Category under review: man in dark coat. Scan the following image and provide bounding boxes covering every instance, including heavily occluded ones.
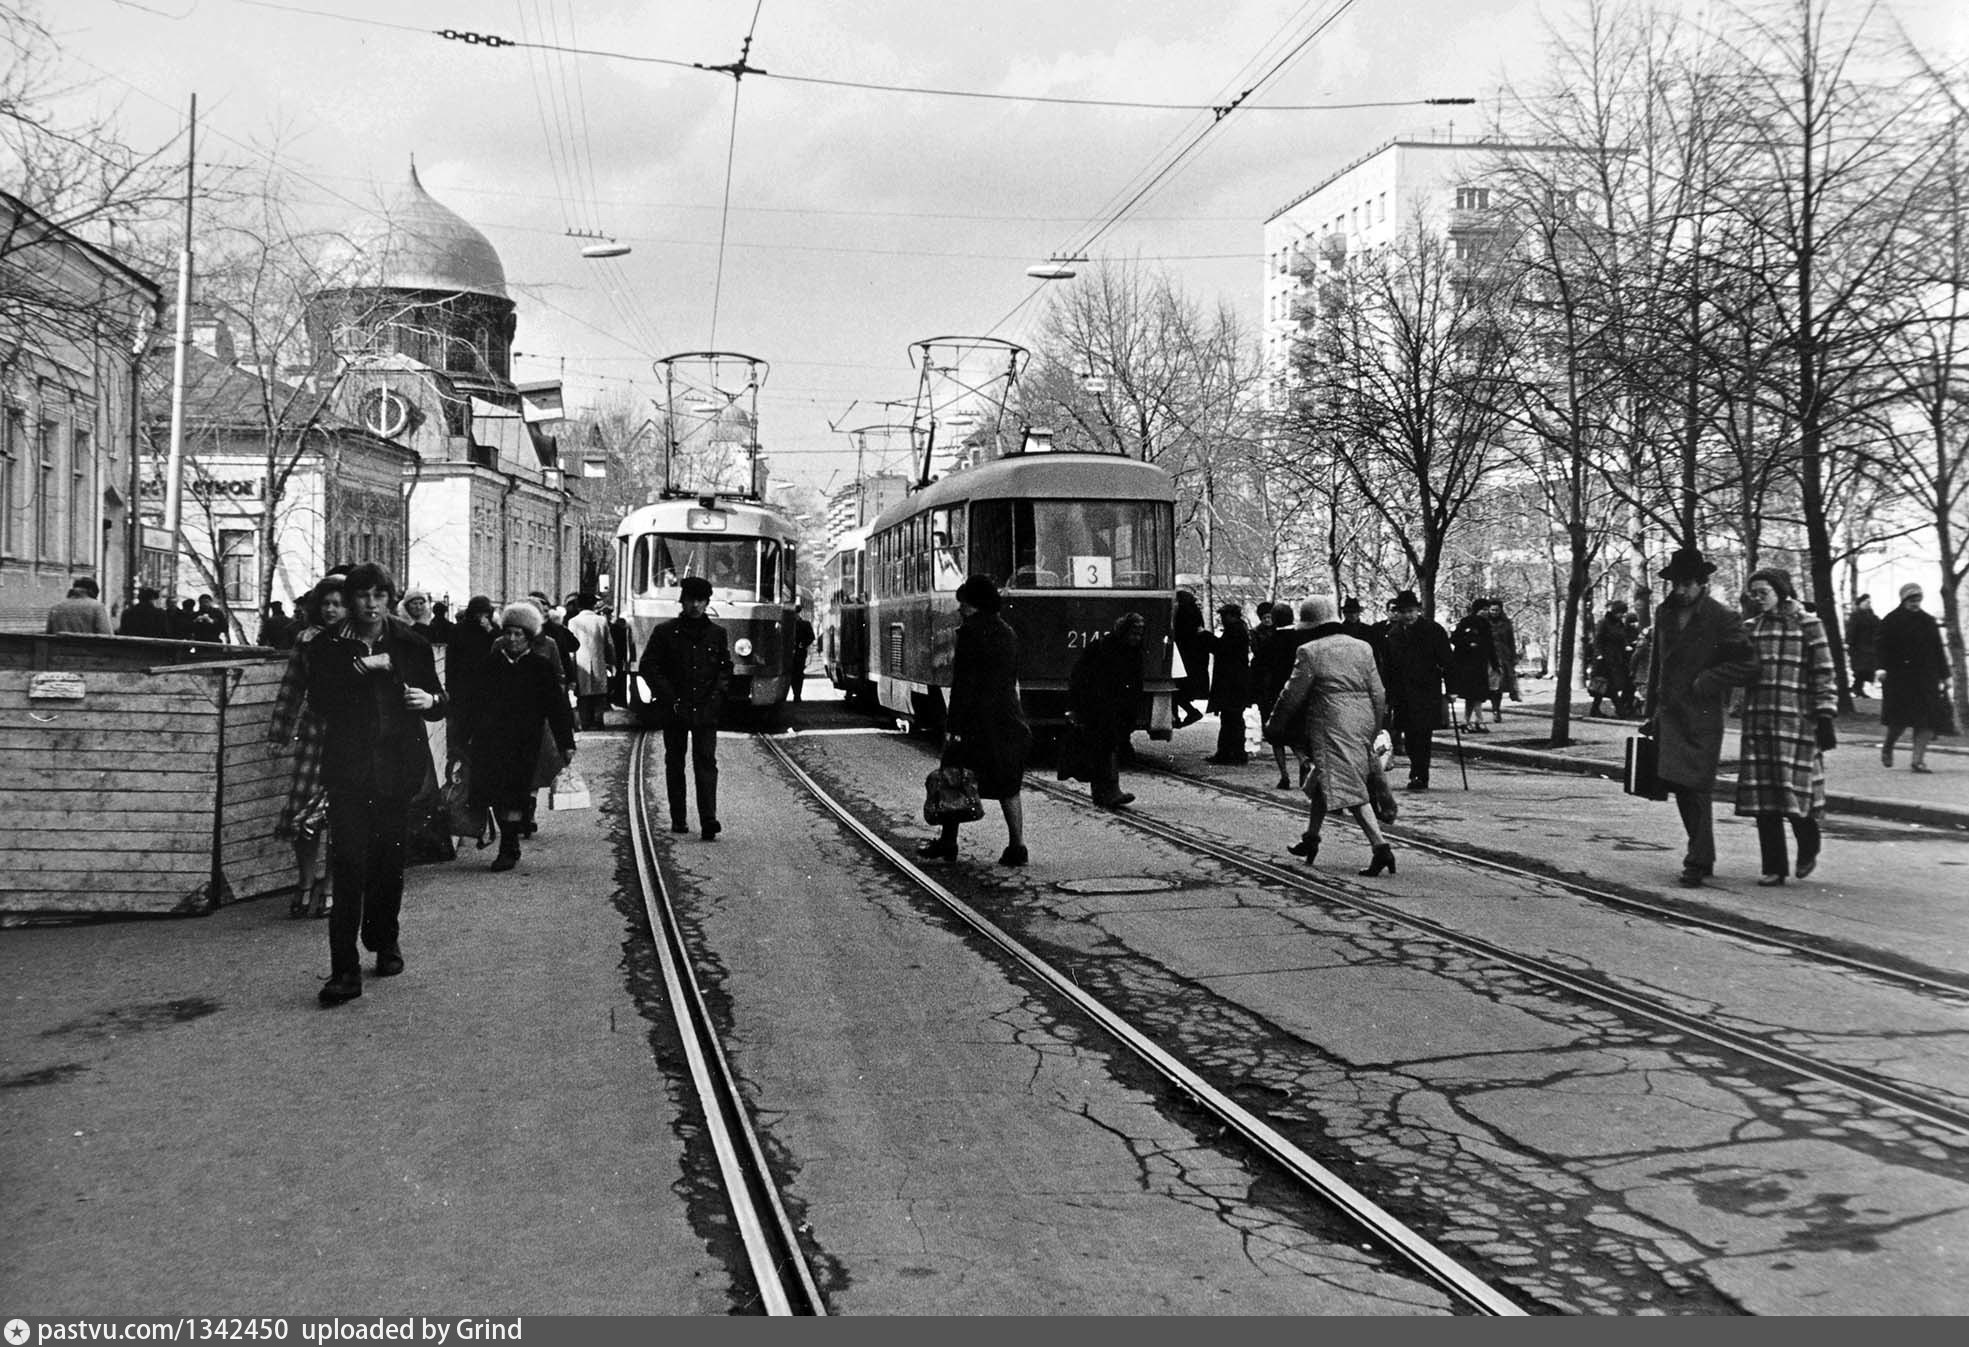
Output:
[256,601,297,650]
[1248,601,1307,789]
[640,575,731,839]
[117,586,170,638]
[1593,602,1636,716]
[791,604,817,703]
[304,562,449,1005]
[1066,612,1146,807]
[1382,590,1452,791]
[1642,547,1760,888]
[1172,590,1210,728]
[1205,602,1252,765]
[1845,594,1880,698]
[1877,582,1951,772]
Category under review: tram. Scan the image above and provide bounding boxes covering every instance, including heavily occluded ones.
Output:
[615,494,802,725]
[854,449,1179,738]
[820,520,876,708]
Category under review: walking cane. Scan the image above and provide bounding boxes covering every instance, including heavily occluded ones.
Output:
[1446,695,1470,789]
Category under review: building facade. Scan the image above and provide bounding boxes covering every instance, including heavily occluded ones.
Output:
[0,189,161,631]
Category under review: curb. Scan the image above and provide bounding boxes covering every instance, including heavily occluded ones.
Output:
[1452,740,1969,833]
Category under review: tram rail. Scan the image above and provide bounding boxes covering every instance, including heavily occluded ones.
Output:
[625,732,827,1316]
[1022,772,1969,1140]
[1145,758,1969,1002]
[756,734,1527,1317]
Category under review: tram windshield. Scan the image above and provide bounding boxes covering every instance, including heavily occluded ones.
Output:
[628,533,787,604]
[971,499,1173,590]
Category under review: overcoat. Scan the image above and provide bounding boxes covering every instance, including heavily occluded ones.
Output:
[567,608,612,699]
[1449,613,1497,701]
[464,644,577,809]
[1642,592,1759,793]
[1265,625,1386,812]
[1734,600,1835,820]
[305,617,449,798]
[1876,606,1951,732]
[1845,606,1880,675]
[945,609,1031,800]
[1248,623,1308,714]
[1207,617,1251,714]
[640,614,731,728]
[1173,596,1211,701]
[269,625,330,840]
[1068,630,1144,748]
[1382,618,1451,732]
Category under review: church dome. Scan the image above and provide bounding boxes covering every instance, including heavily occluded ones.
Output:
[318,161,508,301]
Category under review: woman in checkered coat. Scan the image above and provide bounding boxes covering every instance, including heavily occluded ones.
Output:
[267,574,347,917]
[1733,568,1837,886]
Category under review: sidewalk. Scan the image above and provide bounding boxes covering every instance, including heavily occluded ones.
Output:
[1446,687,1969,832]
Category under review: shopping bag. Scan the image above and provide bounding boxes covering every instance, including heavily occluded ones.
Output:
[550,763,592,811]
[1623,734,1669,801]
[923,764,984,825]
[444,762,496,849]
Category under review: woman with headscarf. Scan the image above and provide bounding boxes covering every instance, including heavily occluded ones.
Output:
[267,573,347,917]
[1204,602,1251,765]
[1735,568,1837,885]
[462,602,577,871]
[1171,589,1210,729]
[1877,582,1952,773]
[1266,594,1395,875]
[918,575,1032,866]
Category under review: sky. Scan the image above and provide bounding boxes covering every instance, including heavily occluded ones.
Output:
[38,0,1969,501]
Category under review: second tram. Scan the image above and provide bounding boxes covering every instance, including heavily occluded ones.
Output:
[615,494,802,725]
[831,449,1178,738]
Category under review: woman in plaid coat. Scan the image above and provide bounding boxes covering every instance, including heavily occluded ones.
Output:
[267,575,347,917]
[1733,568,1837,886]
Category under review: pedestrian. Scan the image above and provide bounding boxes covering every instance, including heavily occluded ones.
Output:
[1248,601,1305,789]
[462,602,577,871]
[1450,598,1498,732]
[268,574,346,919]
[566,595,612,730]
[1591,601,1634,717]
[426,600,455,645]
[45,576,114,635]
[1487,598,1521,720]
[791,603,817,703]
[1172,589,1210,728]
[116,586,170,638]
[256,600,298,650]
[303,563,448,1005]
[1641,547,1760,888]
[603,603,630,707]
[917,575,1031,865]
[1382,590,1452,791]
[191,593,226,643]
[640,575,730,839]
[400,589,436,640]
[1265,595,1395,876]
[168,597,197,639]
[1877,582,1953,773]
[1066,611,1146,808]
[542,603,581,694]
[1734,568,1837,886]
[1844,594,1879,698]
[1204,602,1252,765]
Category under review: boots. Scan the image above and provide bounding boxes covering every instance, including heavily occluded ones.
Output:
[491,817,521,871]
[1360,844,1396,877]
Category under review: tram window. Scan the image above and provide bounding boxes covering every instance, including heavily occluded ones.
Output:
[977,499,1173,589]
[632,535,653,595]
[930,507,965,591]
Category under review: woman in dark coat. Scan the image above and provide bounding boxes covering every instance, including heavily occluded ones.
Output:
[1249,600,1304,788]
[1449,599,1498,732]
[919,575,1032,866]
[1172,589,1210,728]
[1877,582,1952,773]
[463,602,576,871]
[1205,602,1251,765]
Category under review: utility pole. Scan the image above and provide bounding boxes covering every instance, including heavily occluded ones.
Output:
[161,92,196,603]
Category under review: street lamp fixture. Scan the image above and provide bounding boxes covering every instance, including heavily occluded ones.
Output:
[1026,254,1087,281]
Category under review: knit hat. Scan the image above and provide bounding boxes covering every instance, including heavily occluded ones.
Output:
[1899,582,1923,601]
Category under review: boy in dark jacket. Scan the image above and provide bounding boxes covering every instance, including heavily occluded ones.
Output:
[639,576,731,839]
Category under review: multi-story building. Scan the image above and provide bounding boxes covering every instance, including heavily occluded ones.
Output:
[825,473,908,550]
[0,189,161,630]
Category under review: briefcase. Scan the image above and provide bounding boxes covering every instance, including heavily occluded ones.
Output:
[1623,734,1669,801]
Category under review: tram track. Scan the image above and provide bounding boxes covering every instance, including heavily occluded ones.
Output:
[1023,770,1969,1140]
[756,733,1528,1316]
[1143,757,1969,1002]
[625,732,827,1317]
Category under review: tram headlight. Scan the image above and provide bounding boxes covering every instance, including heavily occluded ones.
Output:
[732,637,754,658]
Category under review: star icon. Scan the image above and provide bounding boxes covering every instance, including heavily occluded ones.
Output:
[5,1319,31,1346]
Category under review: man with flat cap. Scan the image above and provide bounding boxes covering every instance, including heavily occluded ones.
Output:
[640,575,731,839]
[1381,589,1452,790]
[1642,546,1759,887]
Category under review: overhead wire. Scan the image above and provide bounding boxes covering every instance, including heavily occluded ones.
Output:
[707,0,768,350]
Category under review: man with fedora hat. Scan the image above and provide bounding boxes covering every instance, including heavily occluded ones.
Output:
[1381,589,1453,790]
[1643,546,1759,887]
[639,575,731,840]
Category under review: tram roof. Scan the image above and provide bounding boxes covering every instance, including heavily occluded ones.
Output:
[615,495,800,541]
[871,452,1174,531]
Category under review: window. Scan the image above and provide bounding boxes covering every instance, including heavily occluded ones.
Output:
[35,420,57,560]
[0,406,19,557]
[970,499,1174,590]
[1456,186,1490,211]
[219,528,255,603]
[1548,188,1578,215]
[70,428,90,566]
[1378,193,1387,222]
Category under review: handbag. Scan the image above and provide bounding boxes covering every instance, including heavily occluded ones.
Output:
[1623,733,1670,801]
[550,763,592,811]
[923,764,985,825]
[443,761,496,848]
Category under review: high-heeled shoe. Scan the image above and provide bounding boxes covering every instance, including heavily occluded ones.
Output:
[1286,834,1319,862]
[1359,844,1396,877]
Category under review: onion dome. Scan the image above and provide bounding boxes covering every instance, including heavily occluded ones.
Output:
[318,160,508,300]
